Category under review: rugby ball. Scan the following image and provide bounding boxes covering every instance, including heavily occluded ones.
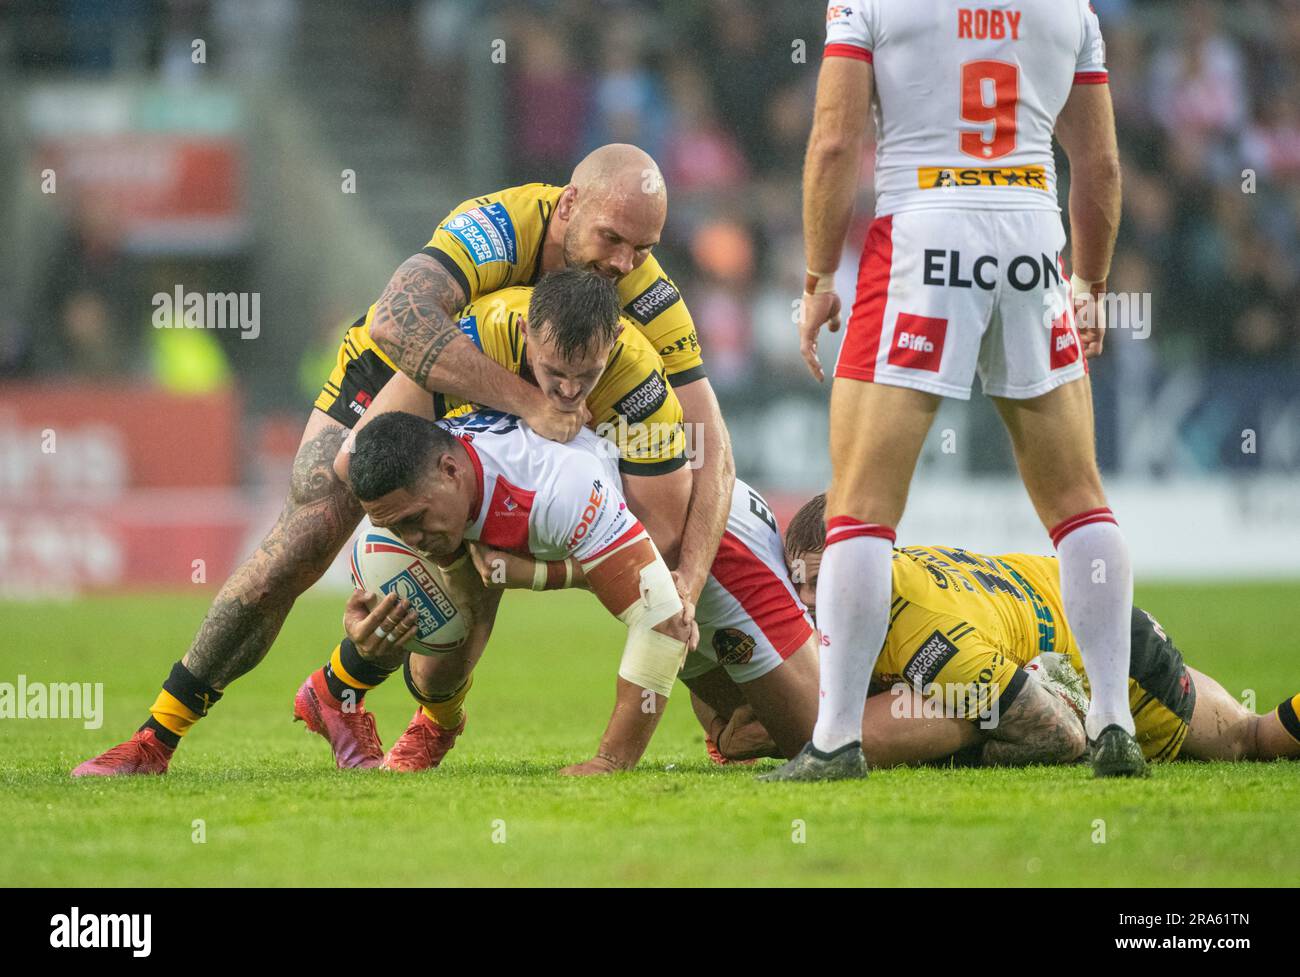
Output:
[349,528,468,653]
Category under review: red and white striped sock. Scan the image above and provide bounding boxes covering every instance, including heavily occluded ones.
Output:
[811,517,896,753]
[1051,507,1135,739]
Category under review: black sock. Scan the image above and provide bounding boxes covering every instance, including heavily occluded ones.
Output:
[323,638,398,705]
[140,661,223,749]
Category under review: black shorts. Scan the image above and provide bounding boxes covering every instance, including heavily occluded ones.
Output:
[313,319,398,429]
[1128,606,1196,761]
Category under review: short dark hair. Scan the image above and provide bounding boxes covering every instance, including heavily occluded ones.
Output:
[349,411,458,502]
[528,268,622,361]
[784,493,828,561]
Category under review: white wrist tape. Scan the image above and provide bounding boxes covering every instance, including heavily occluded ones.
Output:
[1069,273,1099,297]
[615,553,686,698]
[1070,274,1106,331]
[804,269,837,295]
[531,560,547,591]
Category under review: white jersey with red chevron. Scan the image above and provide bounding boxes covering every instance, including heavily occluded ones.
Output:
[438,411,643,565]
[824,0,1108,215]
[684,480,816,683]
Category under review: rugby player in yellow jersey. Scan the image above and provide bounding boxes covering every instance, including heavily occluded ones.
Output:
[294,269,695,769]
[73,144,735,777]
[697,495,1300,768]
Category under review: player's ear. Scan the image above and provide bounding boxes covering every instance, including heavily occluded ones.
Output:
[435,451,459,483]
[557,185,578,219]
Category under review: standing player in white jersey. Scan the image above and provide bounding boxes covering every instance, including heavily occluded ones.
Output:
[769,0,1144,780]
[334,408,692,774]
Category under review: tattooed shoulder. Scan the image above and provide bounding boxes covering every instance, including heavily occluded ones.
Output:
[369,253,468,388]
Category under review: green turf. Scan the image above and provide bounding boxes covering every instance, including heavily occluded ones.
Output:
[1,583,1297,887]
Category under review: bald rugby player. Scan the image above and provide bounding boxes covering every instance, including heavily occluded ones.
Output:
[74,145,735,776]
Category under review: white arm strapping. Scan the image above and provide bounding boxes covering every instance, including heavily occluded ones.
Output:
[614,547,686,698]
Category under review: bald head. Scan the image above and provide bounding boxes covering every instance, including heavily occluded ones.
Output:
[558,144,667,280]
[571,143,666,205]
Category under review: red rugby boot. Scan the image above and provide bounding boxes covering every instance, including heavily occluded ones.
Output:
[382,708,465,772]
[293,669,384,769]
[72,729,174,777]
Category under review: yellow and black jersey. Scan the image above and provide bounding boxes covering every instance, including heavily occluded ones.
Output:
[882,547,1070,676]
[437,286,687,476]
[315,183,704,426]
[874,546,1195,761]
[422,183,706,385]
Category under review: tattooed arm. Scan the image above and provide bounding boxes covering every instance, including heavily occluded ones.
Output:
[981,680,1088,767]
[366,254,586,442]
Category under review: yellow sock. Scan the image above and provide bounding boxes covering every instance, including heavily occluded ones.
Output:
[421,674,473,730]
[148,689,201,739]
[142,661,223,748]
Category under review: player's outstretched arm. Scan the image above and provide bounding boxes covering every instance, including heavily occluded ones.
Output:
[1055,82,1122,358]
[1179,666,1300,762]
[560,536,691,775]
[367,253,586,442]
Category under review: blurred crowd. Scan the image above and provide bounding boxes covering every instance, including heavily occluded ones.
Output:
[481,0,1300,387]
[5,0,1299,396]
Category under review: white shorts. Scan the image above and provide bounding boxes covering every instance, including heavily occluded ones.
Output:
[680,484,814,685]
[834,209,1086,400]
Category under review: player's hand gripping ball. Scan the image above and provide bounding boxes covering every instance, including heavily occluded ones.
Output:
[349,528,469,654]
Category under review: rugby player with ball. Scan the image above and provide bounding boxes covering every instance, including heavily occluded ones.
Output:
[295,268,700,770]
[337,408,692,775]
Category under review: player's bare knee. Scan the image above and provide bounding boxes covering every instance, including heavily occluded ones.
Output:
[255,499,360,598]
[407,654,468,699]
[288,425,351,510]
[252,426,362,592]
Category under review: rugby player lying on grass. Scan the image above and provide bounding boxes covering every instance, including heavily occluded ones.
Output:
[697,495,1300,769]
[337,408,694,776]
[294,269,708,770]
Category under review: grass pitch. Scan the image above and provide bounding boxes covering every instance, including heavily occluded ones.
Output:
[1,583,1297,887]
